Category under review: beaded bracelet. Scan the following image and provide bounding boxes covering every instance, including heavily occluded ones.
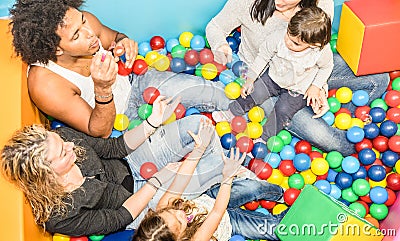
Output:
[95,92,113,99]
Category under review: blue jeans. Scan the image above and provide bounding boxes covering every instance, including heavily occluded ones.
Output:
[259,53,389,156]
[205,179,285,240]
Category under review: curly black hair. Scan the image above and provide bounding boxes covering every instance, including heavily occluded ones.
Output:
[9,0,85,65]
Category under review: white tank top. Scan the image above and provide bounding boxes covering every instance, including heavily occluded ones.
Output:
[30,46,131,114]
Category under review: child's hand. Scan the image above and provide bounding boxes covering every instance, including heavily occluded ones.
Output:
[214,44,233,66]
[188,118,215,150]
[221,148,247,183]
[312,96,330,118]
[304,85,322,107]
[241,80,254,98]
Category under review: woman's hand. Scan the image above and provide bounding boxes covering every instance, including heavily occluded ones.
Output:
[221,148,246,183]
[91,50,118,92]
[113,38,138,69]
[147,96,182,127]
[241,79,255,98]
[214,44,233,66]
[188,118,215,150]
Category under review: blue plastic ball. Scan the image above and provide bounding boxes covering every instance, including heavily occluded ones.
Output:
[341,156,360,174]
[364,123,380,139]
[351,166,367,180]
[170,58,187,73]
[233,31,241,43]
[190,35,206,51]
[220,133,237,150]
[346,126,365,143]
[110,129,123,138]
[50,120,66,129]
[138,41,152,56]
[358,148,376,165]
[183,65,196,75]
[219,69,236,85]
[329,184,342,199]
[290,136,301,147]
[314,180,332,194]
[293,153,311,171]
[185,107,201,116]
[369,107,386,123]
[327,169,338,182]
[367,165,387,182]
[251,142,268,159]
[226,53,240,69]
[254,207,270,215]
[226,36,239,52]
[380,120,398,137]
[352,90,369,106]
[231,60,247,77]
[369,186,388,204]
[381,150,399,167]
[264,152,281,168]
[322,111,335,126]
[166,38,180,53]
[229,235,245,241]
[335,172,353,189]
[279,145,296,160]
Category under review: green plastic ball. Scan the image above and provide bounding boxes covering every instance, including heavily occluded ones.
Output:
[370,98,388,111]
[195,65,203,76]
[328,97,341,113]
[352,179,370,196]
[288,173,305,189]
[325,151,343,168]
[341,188,359,203]
[369,203,389,220]
[234,77,246,87]
[392,77,400,91]
[89,235,105,241]
[349,202,366,218]
[171,45,187,58]
[138,104,153,120]
[266,136,284,153]
[277,129,292,145]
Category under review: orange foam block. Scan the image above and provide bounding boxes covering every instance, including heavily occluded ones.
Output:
[336,0,400,76]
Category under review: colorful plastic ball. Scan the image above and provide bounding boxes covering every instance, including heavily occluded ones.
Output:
[149,35,165,50]
[248,106,265,123]
[229,116,246,134]
[173,103,186,119]
[166,38,179,52]
[251,142,268,159]
[199,48,214,64]
[369,107,386,123]
[109,129,122,138]
[392,77,400,90]
[50,120,66,130]
[370,98,388,111]
[170,58,187,73]
[132,59,148,75]
[226,53,240,69]
[267,136,284,153]
[381,150,398,167]
[267,169,284,185]
[264,153,282,168]
[352,166,368,180]
[325,151,343,169]
[384,90,400,107]
[349,202,367,218]
[183,49,199,66]
[370,186,388,204]
[190,35,206,51]
[153,55,170,71]
[279,160,296,176]
[178,31,193,48]
[113,114,129,131]
[216,121,231,137]
[279,145,296,160]
[352,90,369,106]
[351,117,365,129]
[229,235,246,241]
[311,158,329,175]
[138,104,153,120]
[385,188,396,206]
[355,106,371,122]
[380,120,398,137]
[386,173,400,191]
[369,203,388,220]
[363,123,380,139]
[326,169,338,182]
[253,162,273,180]
[53,233,70,241]
[117,60,133,76]
[170,45,186,59]
[388,135,400,152]
[355,138,373,152]
[277,130,292,145]
[346,126,365,143]
[260,200,276,210]
[138,41,151,56]
[372,135,389,152]
[386,107,400,123]
[314,180,331,194]
[335,172,353,189]
[201,63,218,80]
[294,140,312,155]
[288,173,305,189]
[341,156,360,174]
[327,97,341,113]
[341,187,359,203]
[334,113,352,130]
[88,235,104,241]
[293,153,311,172]
[368,165,387,182]
[140,162,158,179]
[243,200,259,211]
[283,188,301,206]
[236,136,254,153]
[162,112,176,125]
[300,169,317,185]
[248,158,263,172]
[231,60,248,77]
[321,111,335,125]
[224,82,241,99]
[329,184,342,199]
[70,237,88,241]
[352,178,370,196]
[336,87,353,103]
[220,133,237,150]
[226,36,239,52]
[142,87,160,104]
[272,203,288,215]
[219,69,236,85]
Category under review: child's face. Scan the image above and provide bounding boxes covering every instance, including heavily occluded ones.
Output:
[284,32,321,52]
[159,209,188,237]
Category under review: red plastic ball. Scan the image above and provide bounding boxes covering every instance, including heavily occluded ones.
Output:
[359,194,372,203]
[142,87,160,104]
[389,70,400,80]
[354,106,371,122]
[174,103,186,119]
[385,188,397,206]
[316,171,329,181]
[213,61,227,75]
[244,200,259,211]
[140,162,158,179]
[199,48,214,65]
[356,200,370,215]
[70,237,89,241]
[117,60,133,76]
[355,138,373,152]
[309,151,323,160]
[334,107,351,117]
[201,112,216,125]
[279,160,296,176]
[236,136,254,153]
[283,188,301,206]
[150,35,165,50]
[386,173,400,191]
[388,135,400,152]
[384,90,400,107]
[253,162,273,180]
[230,116,247,134]
[386,107,400,123]
[132,59,148,75]
[248,158,264,172]
[294,140,312,154]
[372,135,389,153]
[328,89,337,98]
[184,49,200,66]
[260,200,276,210]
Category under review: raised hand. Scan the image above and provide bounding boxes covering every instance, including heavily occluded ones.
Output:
[147,96,182,127]
[221,148,246,183]
[91,50,118,91]
[187,118,215,150]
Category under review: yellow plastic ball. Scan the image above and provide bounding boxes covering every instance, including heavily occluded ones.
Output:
[162,112,176,125]
[179,31,194,48]
[396,160,400,174]
[280,176,290,190]
[201,63,218,80]
[311,157,329,175]
[336,87,353,104]
[372,148,381,159]
[272,203,288,215]
[153,55,170,71]
[245,122,263,139]
[334,113,352,130]
[300,169,317,185]
[248,106,265,123]
[224,82,241,99]
[369,178,387,188]
[114,114,130,131]
[216,121,231,137]
[267,169,284,185]
[235,132,248,140]
[145,50,161,67]
[136,55,145,60]
[53,233,70,241]
[351,117,365,128]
